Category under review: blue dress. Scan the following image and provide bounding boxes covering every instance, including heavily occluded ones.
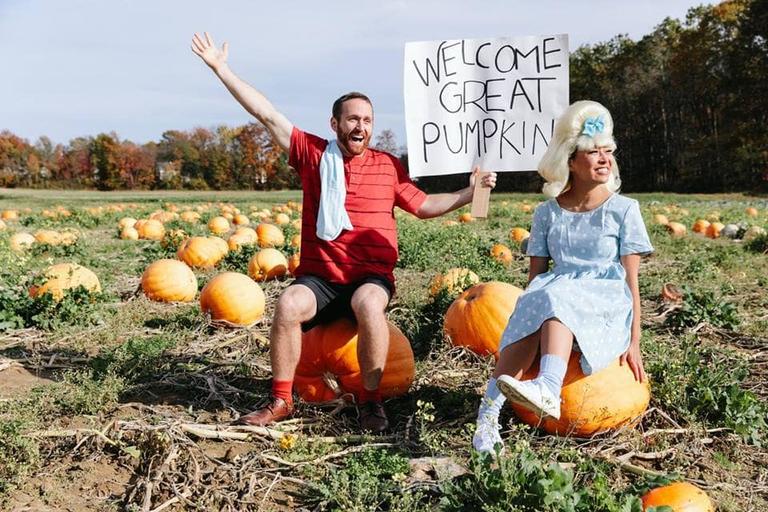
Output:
[499,194,654,375]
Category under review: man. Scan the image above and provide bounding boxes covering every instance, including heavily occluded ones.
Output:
[192,32,496,433]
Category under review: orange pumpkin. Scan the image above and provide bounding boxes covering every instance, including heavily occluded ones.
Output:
[745,206,758,218]
[510,352,650,436]
[208,216,230,235]
[294,317,415,402]
[180,211,201,223]
[34,229,62,245]
[137,219,165,241]
[199,272,265,327]
[30,263,101,301]
[177,236,226,268]
[248,248,288,281]
[692,219,710,234]
[666,222,687,238]
[458,212,474,223]
[233,214,250,226]
[429,268,479,297]
[256,223,285,248]
[1,210,19,221]
[227,232,256,251]
[509,227,530,243]
[274,213,291,225]
[490,243,513,266]
[141,259,197,302]
[118,217,137,229]
[705,222,724,239]
[288,253,301,275]
[444,282,523,357]
[641,482,714,511]
[653,214,669,225]
[10,233,36,252]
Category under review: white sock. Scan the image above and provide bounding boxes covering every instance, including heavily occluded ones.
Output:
[535,354,567,398]
[477,377,506,425]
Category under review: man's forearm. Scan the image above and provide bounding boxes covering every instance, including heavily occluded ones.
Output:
[416,186,473,219]
[212,64,292,150]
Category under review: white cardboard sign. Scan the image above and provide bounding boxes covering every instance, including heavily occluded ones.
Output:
[404,35,569,177]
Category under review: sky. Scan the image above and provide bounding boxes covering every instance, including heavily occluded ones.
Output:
[0,0,711,149]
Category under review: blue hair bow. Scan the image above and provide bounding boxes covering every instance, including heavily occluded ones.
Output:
[580,116,605,137]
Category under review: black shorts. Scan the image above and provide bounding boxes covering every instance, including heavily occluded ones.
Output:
[290,275,393,332]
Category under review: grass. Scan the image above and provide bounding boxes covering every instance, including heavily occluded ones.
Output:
[0,189,767,510]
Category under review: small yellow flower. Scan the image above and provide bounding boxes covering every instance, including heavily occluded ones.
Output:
[279,433,297,450]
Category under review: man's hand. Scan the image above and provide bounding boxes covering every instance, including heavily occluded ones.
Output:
[191,32,228,72]
[189,31,293,151]
[620,341,646,383]
[469,166,497,189]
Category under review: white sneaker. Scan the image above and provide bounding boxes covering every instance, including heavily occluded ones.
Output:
[496,376,561,420]
[472,418,504,455]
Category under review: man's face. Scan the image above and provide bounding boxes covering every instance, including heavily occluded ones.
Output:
[331,98,373,157]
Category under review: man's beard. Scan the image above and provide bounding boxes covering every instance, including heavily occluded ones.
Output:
[336,127,370,156]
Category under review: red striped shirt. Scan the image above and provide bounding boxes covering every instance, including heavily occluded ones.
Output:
[289,127,427,287]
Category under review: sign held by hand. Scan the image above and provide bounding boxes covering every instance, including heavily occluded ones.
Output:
[404,35,569,178]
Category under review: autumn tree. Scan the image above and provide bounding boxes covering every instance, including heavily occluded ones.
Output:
[90,134,121,190]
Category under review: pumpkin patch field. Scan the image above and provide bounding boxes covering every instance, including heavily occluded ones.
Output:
[1,188,767,511]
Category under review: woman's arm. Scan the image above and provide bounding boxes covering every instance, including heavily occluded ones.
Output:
[620,253,646,382]
[527,256,550,285]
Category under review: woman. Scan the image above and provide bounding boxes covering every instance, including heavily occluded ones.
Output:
[473,100,653,454]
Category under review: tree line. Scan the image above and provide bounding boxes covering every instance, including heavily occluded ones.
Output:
[1,0,765,193]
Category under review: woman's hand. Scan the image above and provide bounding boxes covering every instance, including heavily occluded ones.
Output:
[191,32,228,72]
[620,341,646,382]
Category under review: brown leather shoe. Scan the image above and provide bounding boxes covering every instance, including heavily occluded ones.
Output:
[359,401,389,433]
[234,397,293,426]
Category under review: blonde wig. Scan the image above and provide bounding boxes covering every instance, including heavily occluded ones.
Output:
[538,100,621,198]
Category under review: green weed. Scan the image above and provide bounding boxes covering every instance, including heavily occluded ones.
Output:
[301,448,423,512]
[646,337,767,444]
[665,287,739,330]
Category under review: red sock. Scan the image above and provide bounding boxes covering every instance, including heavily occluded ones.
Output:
[360,387,382,404]
[271,379,293,405]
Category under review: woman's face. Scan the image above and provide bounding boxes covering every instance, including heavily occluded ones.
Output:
[569,147,614,186]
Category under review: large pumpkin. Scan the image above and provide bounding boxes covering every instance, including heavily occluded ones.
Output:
[256,223,285,248]
[34,229,62,245]
[137,219,165,241]
[509,227,530,243]
[141,259,197,302]
[1,210,19,221]
[641,482,714,511]
[510,352,650,436]
[248,248,288,281]
[208,216,230,235]
[444,282,523,357]
[294,317,415,403]
[10,232,36,252]
[30,263,101,301]
[177,236,226,268]
[118,217,137,229]
[199,272,265,327]
[490,244,513,266]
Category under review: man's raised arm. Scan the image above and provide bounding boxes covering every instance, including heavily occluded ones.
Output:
[191,32,293,152]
